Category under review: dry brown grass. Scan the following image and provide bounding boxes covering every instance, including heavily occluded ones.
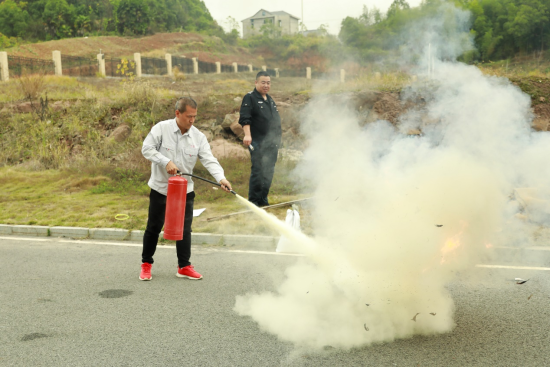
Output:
[172,66,186,81]
[17,73,46,100]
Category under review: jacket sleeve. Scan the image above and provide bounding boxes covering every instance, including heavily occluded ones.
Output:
[197,135,226,183]
[238,94,253,126]
[142,124,171,168]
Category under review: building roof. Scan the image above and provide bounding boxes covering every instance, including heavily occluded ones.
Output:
[271,11,300,19]
[242,9,300,22]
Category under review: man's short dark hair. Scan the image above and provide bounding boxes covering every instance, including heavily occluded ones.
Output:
[256,71,270,80]
[175,97,198,113]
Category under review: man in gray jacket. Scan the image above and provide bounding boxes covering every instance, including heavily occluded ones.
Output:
[140,97,232,281]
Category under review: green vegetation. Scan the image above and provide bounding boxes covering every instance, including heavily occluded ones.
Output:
[242,32,345,71]
[0,0,224,42]
[0,73,315,234]
[0,158,307,234]
[224,0,550,70]
[339,0,550,64]
[0,167,149,230]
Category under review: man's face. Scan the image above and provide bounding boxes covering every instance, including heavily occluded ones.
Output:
[175,106,197,133]
[255,76,271,96]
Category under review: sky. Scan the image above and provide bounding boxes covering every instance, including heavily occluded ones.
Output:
[203,0,424,36]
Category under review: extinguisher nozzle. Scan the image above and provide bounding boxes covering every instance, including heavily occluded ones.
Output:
[230,190,237,195]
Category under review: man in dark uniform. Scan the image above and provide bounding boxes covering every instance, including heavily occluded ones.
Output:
[238,71,282,207]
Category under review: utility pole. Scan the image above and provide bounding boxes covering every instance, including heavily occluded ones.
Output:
[301,0,304,29]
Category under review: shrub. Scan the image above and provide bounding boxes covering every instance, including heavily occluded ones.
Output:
[173,66,186,81]
[17,73,46,100]
[122,79,161,110]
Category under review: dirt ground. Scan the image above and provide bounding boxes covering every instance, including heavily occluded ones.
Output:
[510,76,550,131]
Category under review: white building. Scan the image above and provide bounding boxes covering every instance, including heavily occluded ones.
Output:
[241,9,300,38]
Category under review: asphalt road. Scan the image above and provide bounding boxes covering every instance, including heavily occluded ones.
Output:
[1,236,550,367]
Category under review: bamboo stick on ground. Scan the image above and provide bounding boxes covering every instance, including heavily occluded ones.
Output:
[206,197,313,222]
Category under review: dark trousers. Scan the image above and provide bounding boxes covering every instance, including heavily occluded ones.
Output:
[142,189,195,268]
[249,143,278,207]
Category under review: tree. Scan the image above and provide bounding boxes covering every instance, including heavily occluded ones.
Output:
[0,32,20,49]
[360,5,383,25]
[359,5,373,26]
[116,0,150,35]
[260,20,282,38]
[74,14,91,35]
[43,0,76,39]
[505,0,549,52]
[0,0,30,37]
[223,16,240,34]
[387,0,410,18]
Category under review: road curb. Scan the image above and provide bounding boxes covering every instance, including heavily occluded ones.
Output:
[12,225,49,237]
[49,226,89,239]
[0,224,279,251]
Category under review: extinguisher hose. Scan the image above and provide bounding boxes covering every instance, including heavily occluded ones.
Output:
[176,171,236,195]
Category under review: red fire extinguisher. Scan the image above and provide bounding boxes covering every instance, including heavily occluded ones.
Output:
[163,175,188,241]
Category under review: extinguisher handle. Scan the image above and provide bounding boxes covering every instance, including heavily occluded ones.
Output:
[176,171,236,195]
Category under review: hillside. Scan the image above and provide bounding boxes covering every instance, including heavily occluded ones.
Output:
[0,0,221,40]
[6,32,263,66]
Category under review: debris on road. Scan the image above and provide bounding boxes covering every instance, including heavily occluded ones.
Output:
[411,313,420,322]
[430,313,436,316]
[364,324,369,331]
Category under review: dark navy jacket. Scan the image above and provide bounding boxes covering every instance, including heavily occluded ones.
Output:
[238,88,282,147]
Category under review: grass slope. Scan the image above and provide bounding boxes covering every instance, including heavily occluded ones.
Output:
[6,32,261,66]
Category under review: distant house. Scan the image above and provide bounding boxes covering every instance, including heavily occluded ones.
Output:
[241,9,300,38]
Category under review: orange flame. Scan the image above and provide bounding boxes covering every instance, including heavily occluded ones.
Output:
[440,221,467,264]
[440,235,461,264]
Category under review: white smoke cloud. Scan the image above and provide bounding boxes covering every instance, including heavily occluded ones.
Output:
[234,3,550,350]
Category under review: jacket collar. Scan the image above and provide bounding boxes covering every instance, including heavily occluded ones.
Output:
[253,88,269,101]
[171,118,180,133]
[171,118,192,136]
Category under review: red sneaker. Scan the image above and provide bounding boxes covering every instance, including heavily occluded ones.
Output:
[139,263,152,281]
[176,265,203,280]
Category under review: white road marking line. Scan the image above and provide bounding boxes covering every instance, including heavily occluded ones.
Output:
[0,236,303,256]
[59,239,143,247]
[2,236,549,262]
[476,264,550,271]
[494,246,550,251]
[0,236,143,247]
[225,249,305,257]
[0,236,50,242]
